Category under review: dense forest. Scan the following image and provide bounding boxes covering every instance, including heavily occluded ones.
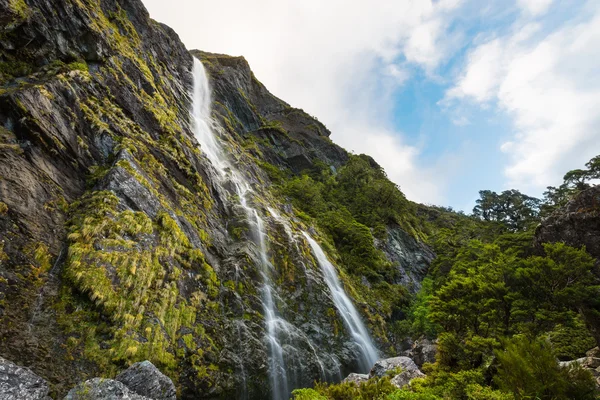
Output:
[288,155,600,399]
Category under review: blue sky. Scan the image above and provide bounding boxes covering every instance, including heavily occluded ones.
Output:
[142,0,600,211]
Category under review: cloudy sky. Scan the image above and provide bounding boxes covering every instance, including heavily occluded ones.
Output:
[142,0,600,210]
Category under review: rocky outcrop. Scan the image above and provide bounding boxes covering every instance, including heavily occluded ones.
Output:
[378,227,435,292]
[535,186,600,263]
[193,51,349,174]
[0,356,51,400]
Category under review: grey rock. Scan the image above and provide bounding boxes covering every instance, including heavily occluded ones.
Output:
[587,347,600,358]
[115,361,176,400]
[64,378,150,400]
[559,357,589,368]
[390,368,426,389]
[342,373,369,385]
[0,357,51,400]
[377,227,435,293]
[369,357,422,379]
[411,338,437,368]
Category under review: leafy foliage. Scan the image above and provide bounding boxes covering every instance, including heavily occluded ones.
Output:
[494,336,596,399]
[472,190,540,231]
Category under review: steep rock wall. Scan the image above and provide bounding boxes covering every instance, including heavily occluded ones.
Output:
[0,0,433,398]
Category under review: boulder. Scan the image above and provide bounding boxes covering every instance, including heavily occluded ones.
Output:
[587,347,600,358]
[341,373,369,385]
[390,369,426,389]
[369,357,422,379]
[411,338,437,368]
[0,356,51,400]
[64,378,150,400]
[115,361,176,400]
[559,357,588,368]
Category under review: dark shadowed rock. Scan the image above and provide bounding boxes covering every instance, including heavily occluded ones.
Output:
[535,186,600,263]
[64,378,150,400]
[410,338,437,368]
[0,357,51,400]
[115,361,176,400]
[369,356,422,379]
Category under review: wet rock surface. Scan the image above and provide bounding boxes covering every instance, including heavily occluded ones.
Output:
[0,357,51,400]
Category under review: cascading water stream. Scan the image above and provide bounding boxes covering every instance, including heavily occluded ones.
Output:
[191,58,289,400]
[302,232,379,372]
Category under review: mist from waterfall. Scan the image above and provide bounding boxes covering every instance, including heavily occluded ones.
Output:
[302,232,379,372]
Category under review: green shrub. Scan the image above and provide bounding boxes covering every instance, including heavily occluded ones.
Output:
[387,390,441,399]
[494,336,596,400]
[292,388,327,400]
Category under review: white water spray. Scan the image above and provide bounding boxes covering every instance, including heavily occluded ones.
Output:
[302,232,379,372]
[192,58,290,400]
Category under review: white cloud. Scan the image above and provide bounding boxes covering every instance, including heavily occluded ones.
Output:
[517,0,553,16]
[445,3,600,192]
[141,0,464,204]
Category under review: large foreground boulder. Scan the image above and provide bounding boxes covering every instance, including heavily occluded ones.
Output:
[64,378,150,400]
[0,356,51,400]
[64,360,176,400]
[115,361,176,400]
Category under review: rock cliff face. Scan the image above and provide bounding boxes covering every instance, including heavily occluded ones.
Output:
[0,0,433,398]
[535,185,600,347]
[535,186,600,264]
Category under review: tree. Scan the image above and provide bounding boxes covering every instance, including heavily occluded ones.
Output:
[563,169,591,191]
[472,190,540,231]
[585,155,600,179]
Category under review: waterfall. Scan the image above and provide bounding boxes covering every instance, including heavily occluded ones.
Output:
[302,232,379,372]
[191,58,290,400]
